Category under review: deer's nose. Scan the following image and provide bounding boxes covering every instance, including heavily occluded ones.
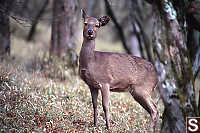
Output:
[88,29,93,35]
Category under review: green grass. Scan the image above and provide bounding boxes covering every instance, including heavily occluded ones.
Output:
[0,23,164,132]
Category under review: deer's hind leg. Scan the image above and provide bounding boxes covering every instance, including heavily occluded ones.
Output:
[129,85,158,127]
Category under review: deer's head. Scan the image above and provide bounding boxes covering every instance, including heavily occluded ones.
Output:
[81,9,110,40]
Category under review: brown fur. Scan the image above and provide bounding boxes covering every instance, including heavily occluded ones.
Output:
[79,9,159,130]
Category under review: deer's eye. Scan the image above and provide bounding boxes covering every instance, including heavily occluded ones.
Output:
[84,22,88,26]
[95,24,100,28]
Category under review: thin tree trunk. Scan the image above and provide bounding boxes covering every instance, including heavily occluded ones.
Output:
[104,0,132,55]
[27,0,49,42]
[50,0,58,56]
[129,0,153,61]
[0,0,14,59]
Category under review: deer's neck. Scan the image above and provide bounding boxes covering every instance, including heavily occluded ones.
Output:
[79,39,95,68]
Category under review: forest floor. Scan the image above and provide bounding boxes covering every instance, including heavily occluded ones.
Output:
[0,23,164,132]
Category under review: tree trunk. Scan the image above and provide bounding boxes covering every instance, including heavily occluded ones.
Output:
[104,0,132,55]
[0,0,14,59]
[150,0,198,132]
[27,0,49,42]
[128,0,154,61]
[50,0,78,57]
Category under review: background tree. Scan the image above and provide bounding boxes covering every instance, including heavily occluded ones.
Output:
[27,0,49,41]
[128,0,153,61]
[0,0,14,59]
[50,0,78,57]
[104,0,132,55]
[104,0,154,62]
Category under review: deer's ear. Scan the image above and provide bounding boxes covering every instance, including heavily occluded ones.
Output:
[81,9,87,21]
[98,16,110,27]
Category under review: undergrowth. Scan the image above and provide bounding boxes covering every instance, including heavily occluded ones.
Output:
[0,56,163,133]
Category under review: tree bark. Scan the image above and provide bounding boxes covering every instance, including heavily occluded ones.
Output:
[151,0,197,132]
[187,0,200,32]
[104,0,132,55]
[50,0,78,57]
[0,0,14,59]
[129,0,153,61]
[27,0,49,42]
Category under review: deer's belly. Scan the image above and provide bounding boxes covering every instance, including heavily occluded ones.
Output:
[109,79,132,92]
[110,88,129,92]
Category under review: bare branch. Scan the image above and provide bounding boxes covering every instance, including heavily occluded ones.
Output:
[104,0,132,55]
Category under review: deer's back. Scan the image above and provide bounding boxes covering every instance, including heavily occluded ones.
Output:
[81,51,157,91]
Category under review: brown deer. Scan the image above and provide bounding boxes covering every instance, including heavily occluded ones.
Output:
[79,9,159,130]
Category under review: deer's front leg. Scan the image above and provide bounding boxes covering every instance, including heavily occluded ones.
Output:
[101,84,110,130]
[90,87,99,127]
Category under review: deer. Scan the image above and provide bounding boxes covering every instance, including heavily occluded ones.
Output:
[79,9,159,131]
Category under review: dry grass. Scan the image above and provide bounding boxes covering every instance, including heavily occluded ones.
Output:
[0,23,164,132]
